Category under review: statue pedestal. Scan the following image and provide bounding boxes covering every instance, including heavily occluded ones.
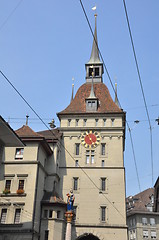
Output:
[65,211,74,240]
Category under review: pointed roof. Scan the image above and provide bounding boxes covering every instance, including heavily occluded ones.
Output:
[87,79,96,99]
[15,125,53,156]
[15,125,43,138]
[87,14,102,64]
[57,82,122,116]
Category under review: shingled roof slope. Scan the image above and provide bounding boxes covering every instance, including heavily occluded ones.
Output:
[58,83,122,115]
[15,125,43,138]
[42,190,66,206]
[126,188,154,213]
[38,128,62,140]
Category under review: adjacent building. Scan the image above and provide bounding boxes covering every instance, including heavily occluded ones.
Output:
[127,188,159,240]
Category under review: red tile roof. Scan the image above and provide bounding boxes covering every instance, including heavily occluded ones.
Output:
[38,128,62,141]
[15,125,53,156]
[126,188,154,213]
[15,125,43,138]
[58,83,122,116]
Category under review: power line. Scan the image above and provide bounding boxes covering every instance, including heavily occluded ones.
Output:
[122,0,154,186]
[0,70,125,220]
[0,0,24,31]
[79,0,141,193]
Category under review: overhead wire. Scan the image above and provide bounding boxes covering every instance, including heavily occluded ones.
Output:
[0,70,125,220]
[0,0,24,31]
[79,0,141,192]
[122,0,154,185]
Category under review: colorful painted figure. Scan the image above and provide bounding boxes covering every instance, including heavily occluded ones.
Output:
[67,189,75,211]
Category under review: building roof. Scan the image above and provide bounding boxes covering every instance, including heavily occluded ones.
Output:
[126,188,154,215]
[37,128,62,142]
[15,125,43,138]
[0,116,24,147]
[15,125,53,156]
[41,190,66,206]
[57,82,122,116]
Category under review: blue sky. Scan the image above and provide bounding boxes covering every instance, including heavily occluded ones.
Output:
[0,0,159,197]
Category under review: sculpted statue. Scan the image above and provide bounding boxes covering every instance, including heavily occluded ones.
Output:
[66,189,75,211]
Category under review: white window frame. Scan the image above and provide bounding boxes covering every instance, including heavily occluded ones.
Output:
[15,148,24,159]
[14,208,21,224]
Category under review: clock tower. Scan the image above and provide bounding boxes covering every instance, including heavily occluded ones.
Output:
[57,15,127,240]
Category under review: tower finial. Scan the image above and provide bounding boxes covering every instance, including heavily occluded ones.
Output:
[115,82,119,107]
[71,77,74,103]
[26,114,29,126]
[87,12,101,64]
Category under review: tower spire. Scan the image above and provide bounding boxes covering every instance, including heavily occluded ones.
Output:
[88,14,101,64]
[70,78,74,103]
[85,14,104,83]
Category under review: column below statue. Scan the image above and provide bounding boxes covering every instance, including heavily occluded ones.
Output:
[65,189,75,240]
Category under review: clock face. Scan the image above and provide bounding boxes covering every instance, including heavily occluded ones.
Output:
[81,130,100,148]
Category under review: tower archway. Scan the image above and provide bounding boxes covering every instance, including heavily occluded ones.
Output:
[76,233,100,240]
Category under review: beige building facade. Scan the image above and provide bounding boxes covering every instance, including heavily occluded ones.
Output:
[0,16,127,240]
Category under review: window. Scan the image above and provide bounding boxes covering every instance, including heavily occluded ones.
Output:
[86,150,95,164]
[143,230,148,238]
[75,119,79,126]
[150,218,155,225]
[89,68,93,77]
[15,148,24,159]
[18,180,24,190]
[142,217,148,225]
[101,178,106,191]
[68,119,71,126]
[44,210,48,218]
[91,154,94,164]
[95,119,98,126]
[5,180,11,191]
[133,230,136,239]
[95,67,99,76]
[101,160,105,167]
[49,210,53,218]
[44,230,49,240]
[1,209,7,224]
[75,144,80,155]
[73,177,78,191]
[75,160,79,167]
[14,209,21,224]
[111,118,115,126]
[101,143,106,155]
[86,154,89,164]
[103,119,106,126]
[57,211,61,219]
[130,230,133,240]
[151,231,156,239]
[101,206,106,222]
[83,119,87,126]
